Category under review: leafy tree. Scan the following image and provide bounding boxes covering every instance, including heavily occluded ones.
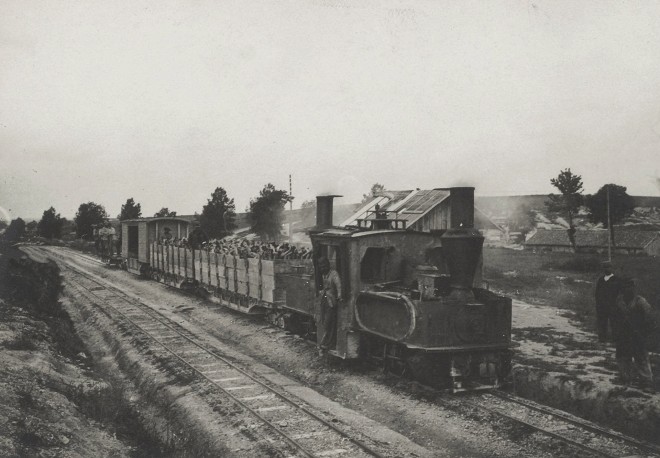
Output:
[118,198,142,221]
[0,220,7,231]
[200,187,236,238]
[75,202,108,239]
[154,207,177,217]
[362,183,385,203]
[26,220,38,233]
[545,169,584,249]
[188,227,208,249]
[249,183,292,240]
[37,207,65,239]
[60,218,75,238]
[585,184,635,246]
[3,218,26,241]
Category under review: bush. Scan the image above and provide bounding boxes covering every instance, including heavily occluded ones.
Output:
[7,257,63,314]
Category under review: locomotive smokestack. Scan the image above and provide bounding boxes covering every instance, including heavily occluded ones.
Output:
[316,195,341,229]
[441,228,484,302]
[449,187,475,229]
[438,187,481,303]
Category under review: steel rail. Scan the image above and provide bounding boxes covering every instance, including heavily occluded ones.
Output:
[58,247,106,266]
[53,254,384,458]
[369,356,640,458]
[452,398,617,458]
[489,391,660,457]
[66,275,314,458]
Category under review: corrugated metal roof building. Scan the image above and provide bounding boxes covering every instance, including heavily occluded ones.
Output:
[525,229,660,256]
[340,189,502,233]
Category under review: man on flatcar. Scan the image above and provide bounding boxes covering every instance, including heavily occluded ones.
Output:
[318,257,342,355]
[594,261,620,342]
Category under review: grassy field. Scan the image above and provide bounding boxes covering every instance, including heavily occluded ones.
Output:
[483,247,660,336]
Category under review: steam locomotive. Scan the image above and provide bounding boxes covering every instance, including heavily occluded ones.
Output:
[120,187,512,392]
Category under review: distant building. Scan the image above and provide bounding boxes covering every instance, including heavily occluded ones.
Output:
[524,229,660,256]
[341,188,503,234]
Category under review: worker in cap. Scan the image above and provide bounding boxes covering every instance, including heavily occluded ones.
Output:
[594,260,620,342]
[317,256,342,355]
[611,278,655,390]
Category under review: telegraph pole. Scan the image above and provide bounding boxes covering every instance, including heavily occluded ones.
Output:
[289,174,293,244]
[607,186,612,262]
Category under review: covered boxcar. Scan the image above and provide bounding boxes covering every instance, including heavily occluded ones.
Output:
[121,217,195,275]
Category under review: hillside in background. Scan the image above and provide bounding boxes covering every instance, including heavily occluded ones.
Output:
[476,195,660,231]
[476,195,660,216]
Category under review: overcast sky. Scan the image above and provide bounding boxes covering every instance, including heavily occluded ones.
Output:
[2,0,660,221]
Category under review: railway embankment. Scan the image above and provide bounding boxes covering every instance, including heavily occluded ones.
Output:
[3,245,263,456]
[64,301,262,456]
[0,245,150,456]
[512,365,660,443]
[59,272,273,456]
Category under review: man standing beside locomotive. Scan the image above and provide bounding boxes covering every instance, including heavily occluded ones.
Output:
[594,261,620,343]
[318,257,342,356]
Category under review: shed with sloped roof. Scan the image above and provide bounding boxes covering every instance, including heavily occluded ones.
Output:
[340,188,502,234]
[525,229,660,255]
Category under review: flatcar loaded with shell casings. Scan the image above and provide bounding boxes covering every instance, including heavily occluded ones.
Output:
[120,187,513,392]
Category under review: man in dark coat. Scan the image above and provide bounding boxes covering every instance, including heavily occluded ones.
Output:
[318,257,342,355]
[594,261,620,342]
[611,278,655,390]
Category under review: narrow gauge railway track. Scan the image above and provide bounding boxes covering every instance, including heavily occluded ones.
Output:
[57,247,107,266]
[487,391,660,457]
[430,388,659,458]
[55,258,386,458]
[36,247,660,458]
